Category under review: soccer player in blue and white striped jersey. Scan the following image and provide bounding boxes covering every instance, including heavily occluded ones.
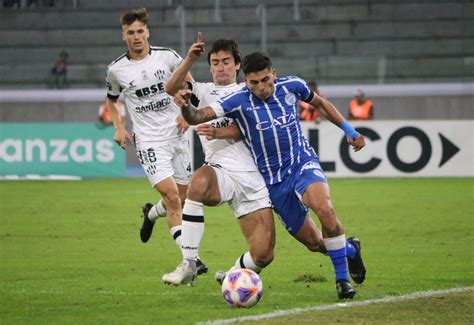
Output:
[175,52,366,299]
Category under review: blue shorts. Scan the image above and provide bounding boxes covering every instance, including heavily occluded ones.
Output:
[268,156,327,235]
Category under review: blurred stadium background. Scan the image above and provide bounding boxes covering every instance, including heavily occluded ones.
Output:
[0,0,472,177]
[0,2,473,323]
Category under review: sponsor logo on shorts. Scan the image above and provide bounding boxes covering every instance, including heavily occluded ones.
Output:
[146,164,157,175]
[300,161,321,173]
[300,161,326,180]
[313,169,325,179]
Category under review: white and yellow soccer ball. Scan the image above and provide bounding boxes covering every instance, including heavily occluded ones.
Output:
[221,268,263,308]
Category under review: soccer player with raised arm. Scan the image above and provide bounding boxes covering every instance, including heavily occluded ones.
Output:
[161,34,276,285]
[105,8,207,274]
[174,51,366,299]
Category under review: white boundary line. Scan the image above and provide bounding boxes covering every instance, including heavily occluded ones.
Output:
[197,286,474,325]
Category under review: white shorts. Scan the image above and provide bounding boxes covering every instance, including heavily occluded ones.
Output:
[136,139,192,187]
[212,166,272,218]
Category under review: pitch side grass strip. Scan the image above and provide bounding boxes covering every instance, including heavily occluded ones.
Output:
[198,286,474,325]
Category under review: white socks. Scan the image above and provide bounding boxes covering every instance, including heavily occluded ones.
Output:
[170,225,182,247]
[233,252,262,273]
[148,199,166,222]
[181,199,205,260]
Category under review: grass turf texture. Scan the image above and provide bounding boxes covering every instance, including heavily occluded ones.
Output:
[0,178,472,324]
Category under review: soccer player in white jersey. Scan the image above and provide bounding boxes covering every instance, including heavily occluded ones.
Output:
[161,35,276,285]
[174,52,367,299]
[105,8,207,274]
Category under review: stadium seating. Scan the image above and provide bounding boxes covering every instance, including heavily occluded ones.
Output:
[0,0,472,88]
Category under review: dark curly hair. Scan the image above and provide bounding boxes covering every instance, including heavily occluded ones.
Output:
[242,52,272,75]
[120,7,149,26]
[207,39,242,67]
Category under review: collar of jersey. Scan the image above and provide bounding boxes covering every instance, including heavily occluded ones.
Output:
[126,47,152,61]
[214,82,238,89]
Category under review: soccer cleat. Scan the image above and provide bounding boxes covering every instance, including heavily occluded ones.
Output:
[140,203,155,243]
[196,258,208,276]
[214,270,227,285]
[162,260,197,285]
[215,266,238,285]
[347,237,366,284]
[336,280,356,299]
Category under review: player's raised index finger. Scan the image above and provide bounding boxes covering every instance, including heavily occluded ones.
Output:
[197,32,202,43]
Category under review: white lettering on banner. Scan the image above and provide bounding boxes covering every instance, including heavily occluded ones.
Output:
[25,139,47,162]
[0,138,115,163]
[0,139,22,162]
[50,139,68,162]
[96,139,114,163]
[70,139,92,163]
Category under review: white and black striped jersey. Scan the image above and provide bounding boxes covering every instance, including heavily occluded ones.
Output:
[190,81,258,171]
[106,47,184,144]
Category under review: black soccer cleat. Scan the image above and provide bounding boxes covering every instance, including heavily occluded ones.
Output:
[336,280,356,299]
[196,258,208,276]
[140,203,155,243]
[347,237,366,284]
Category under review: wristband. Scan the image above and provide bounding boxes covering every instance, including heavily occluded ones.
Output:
[340,122,358,140]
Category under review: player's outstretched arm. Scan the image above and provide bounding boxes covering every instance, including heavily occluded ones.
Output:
[165,32,205,96]
[309,92,345,126]
[174,89,217,125]
[309,93,366,152]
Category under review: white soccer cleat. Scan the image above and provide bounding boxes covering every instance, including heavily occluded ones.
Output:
[162,260,197,286]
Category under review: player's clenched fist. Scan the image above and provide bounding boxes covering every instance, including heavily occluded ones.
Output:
[174,89,192,108]
[347,134,366,152]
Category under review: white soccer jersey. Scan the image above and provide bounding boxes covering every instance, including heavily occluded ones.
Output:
[106,46,184,144]
[190,82,257,171]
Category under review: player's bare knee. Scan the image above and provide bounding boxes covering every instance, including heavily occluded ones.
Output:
[250,242,274,267]
[162,191,181,209]
[314,203,336,223]
[186,177,208,202]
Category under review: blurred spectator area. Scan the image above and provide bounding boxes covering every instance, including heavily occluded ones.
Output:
[0,0,473,88]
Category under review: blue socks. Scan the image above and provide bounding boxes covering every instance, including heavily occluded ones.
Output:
[346,240,356,259]
[324,235,350,282]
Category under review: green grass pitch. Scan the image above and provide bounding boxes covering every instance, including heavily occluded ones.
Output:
[0,178,473,324]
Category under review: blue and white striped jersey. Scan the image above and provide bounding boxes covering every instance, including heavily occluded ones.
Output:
[210,76,318,185]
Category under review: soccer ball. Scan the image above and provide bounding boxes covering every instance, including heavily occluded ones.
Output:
[221,268,263,308]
